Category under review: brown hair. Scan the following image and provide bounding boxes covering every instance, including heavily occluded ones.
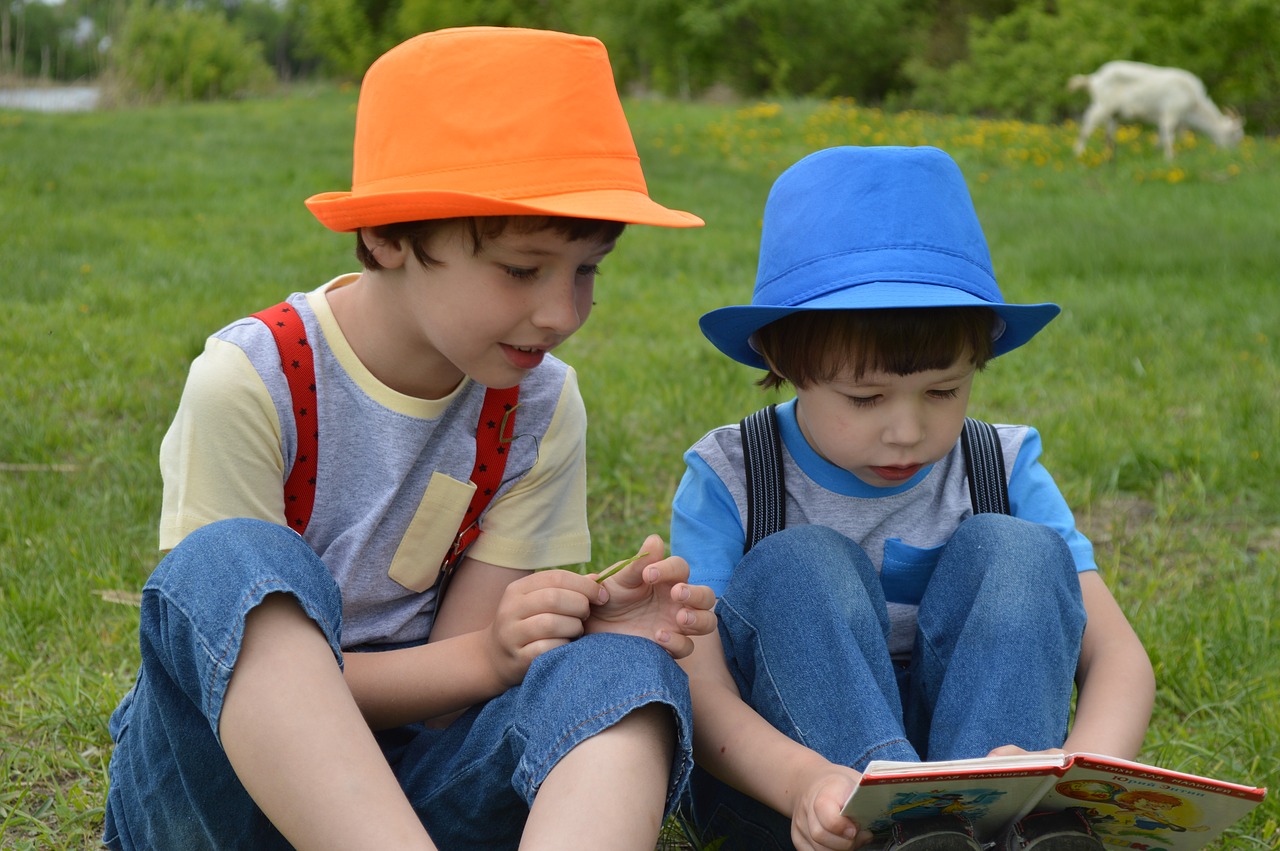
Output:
[355,216,628,270]
[753,307,997,390]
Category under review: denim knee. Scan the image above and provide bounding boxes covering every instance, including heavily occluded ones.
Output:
[138,517,344,737]
[931,514,1083,632]
[912,516,1084,757]
[729,525,885,614]
[393,633,695,846]
[105,519,342,850]
[513,633,694,811]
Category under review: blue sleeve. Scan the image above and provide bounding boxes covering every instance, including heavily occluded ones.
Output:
[1007,427,1097,572]
[670,451,746,597]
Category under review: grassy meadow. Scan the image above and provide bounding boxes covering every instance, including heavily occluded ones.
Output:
[1,88,1278,848]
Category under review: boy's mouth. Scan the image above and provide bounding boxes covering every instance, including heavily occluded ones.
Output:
[870,464,922,482]
[502,343,548,370]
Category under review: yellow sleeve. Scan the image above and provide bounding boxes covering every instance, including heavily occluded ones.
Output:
[465,367,591,570]
[158,337,287,550]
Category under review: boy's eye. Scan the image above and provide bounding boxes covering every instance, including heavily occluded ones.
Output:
[577,263,602,278]
[847,395,881,408]
[929,387,961,400]
[503,266,539,280]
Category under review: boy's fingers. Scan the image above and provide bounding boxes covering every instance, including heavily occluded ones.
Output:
[637,534,666,561]
[676,607,718,637]
[674,582,716,611]
[527,567,607,601]
[641,556,692,586]
[511,574,600,616]
[653,630,695,660]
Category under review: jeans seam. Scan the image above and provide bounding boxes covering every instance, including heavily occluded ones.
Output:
[719,599,810,748]
[855,737,913,768]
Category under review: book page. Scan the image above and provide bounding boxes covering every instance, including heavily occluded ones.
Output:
[862,753,1066,776]
[1034,756,1265,851]
[842,764,1058,840]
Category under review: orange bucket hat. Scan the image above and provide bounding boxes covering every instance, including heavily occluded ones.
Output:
[305,26,703,231]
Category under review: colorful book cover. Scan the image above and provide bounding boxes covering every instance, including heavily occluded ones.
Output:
[841,753,1266,850]
[1037,754,1265,850]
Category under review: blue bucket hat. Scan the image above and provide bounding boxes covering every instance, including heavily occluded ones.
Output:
[699,146,1060,370]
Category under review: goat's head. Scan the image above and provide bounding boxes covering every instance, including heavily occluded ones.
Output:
[1219,108,1246,147]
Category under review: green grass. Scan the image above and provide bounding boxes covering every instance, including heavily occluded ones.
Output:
[2,89,1277,848]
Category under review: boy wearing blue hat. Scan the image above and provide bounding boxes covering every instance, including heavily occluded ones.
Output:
[672,146,1154,850]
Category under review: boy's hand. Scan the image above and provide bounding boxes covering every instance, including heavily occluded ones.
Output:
[986,744,1066,758]
[584,534,717,659]
[484,569,605,688]
[791,769,873,851]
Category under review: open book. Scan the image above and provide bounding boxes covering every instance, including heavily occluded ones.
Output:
[841,752,1266,850]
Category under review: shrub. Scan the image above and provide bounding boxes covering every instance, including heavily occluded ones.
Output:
[901,0,1280,132]
[111,1,274,102]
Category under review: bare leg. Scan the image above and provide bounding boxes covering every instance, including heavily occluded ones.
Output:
[220,593,436,851]
[521,703,675,851]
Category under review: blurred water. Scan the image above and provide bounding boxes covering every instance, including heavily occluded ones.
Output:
[0,86,101,112]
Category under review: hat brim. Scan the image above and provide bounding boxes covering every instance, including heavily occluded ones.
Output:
[700,281,1061,370]
[305,187,703,232]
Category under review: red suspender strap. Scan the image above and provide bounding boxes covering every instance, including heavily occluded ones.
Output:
[441,385,519,580]
[252,302,318,534]
[251,301,520,589]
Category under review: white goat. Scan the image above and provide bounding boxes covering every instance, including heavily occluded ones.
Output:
[1069,60,1244,161]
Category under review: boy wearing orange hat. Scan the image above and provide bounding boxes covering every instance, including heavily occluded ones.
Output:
[103,27,713,850]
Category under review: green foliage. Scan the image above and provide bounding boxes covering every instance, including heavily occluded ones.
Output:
[110,1,274,102]
[227,0,316,80]
[903,0,1280,131]
[0,0,123,81]
[904,0,1132,122]
[297,0,391,79]
[392,0,573,38]
[10,0,1280,131]
[594,0,916,99]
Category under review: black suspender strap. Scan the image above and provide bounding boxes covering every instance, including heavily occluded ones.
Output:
[960,416,1011,515]
[739,404,786,553]
[738,407,1011,553]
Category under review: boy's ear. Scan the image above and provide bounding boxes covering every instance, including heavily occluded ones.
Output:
[359,228,410,269]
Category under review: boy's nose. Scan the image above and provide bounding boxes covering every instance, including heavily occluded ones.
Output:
[882,411,926,447]
[532,277,586,335]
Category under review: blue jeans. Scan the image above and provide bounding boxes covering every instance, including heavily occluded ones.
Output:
[103,518,693,850]
[686,516,1086,849]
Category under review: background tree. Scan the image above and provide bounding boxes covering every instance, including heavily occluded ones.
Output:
[581,0,917,99]
[9,0,1276,131]
[1,0,118,81]
[111,0,273,101]
[904,0,1279,129]
[228,0,316,80]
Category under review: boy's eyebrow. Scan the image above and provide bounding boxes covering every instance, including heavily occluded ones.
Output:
[489,239,618,258]
[935,365,978,381]
[837,365,977,388]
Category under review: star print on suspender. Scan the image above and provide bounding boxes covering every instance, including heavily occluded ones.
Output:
[252,303,319,533]
[440,392,518,590]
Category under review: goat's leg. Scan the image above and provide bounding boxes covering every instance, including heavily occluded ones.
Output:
[1158,118,1177,161]
[1075,104,1107,156]
[1104,117,1118,160]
